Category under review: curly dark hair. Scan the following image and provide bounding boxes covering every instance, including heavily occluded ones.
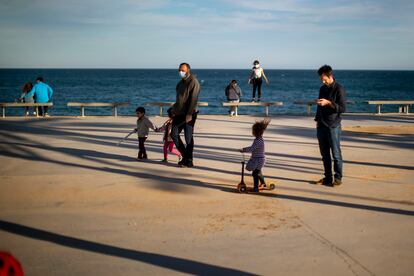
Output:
[252,119,270,138]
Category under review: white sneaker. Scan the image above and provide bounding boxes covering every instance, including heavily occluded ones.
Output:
[230,111,235,116]
[33,111,37,116]
[44,113,50,117]
[25,111,29,116]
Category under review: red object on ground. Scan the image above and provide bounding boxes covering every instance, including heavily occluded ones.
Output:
[0,252,24,276]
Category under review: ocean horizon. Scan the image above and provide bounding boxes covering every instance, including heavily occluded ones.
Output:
[1,69,413,116]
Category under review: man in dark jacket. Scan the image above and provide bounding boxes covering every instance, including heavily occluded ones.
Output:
[171,62,200,168]
[315,65,346,187]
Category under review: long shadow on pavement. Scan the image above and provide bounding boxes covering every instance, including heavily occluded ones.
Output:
[0,220,254,276]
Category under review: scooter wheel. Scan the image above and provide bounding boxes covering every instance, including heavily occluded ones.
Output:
[237,184,247,193]
[269,183,276,190]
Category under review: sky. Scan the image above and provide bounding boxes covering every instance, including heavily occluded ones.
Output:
[0,0,413,69]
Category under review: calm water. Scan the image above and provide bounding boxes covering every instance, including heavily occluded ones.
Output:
[1,69,413,116]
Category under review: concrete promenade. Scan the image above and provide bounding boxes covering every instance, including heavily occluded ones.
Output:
[0,115,413,275]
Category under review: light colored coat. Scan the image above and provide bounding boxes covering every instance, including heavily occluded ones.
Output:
[136,116,156,138]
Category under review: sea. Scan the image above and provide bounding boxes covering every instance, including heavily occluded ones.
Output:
[0,69,413,116]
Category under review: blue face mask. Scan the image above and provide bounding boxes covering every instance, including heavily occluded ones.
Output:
[179,71,187,79]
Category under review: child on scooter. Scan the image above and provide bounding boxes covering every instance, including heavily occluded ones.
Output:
[240,119,270,192]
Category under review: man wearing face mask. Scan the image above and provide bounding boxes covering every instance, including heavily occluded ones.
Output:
[171,62,201,168]
[314,65,346,187]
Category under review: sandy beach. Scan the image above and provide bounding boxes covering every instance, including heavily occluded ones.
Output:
[0,114,413,275]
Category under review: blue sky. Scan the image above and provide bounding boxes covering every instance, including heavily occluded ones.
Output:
[0,0,413,69]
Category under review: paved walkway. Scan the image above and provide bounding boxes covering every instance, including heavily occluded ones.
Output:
[0,115,413,275]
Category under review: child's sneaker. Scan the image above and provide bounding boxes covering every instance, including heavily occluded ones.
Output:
[258,183,267,190]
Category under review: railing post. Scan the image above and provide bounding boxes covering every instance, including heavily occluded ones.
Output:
[376,104,381,115]
[235,106,238,116]
[160,106,163,116]
[307,104,312,116]
[265,105,269,116]
[2,106,5,118]
[81,106,85,117]
[113,106,118,117]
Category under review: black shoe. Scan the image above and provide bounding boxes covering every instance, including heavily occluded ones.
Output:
[186,160,194,168]
[333,178,342,186]
[316,177,333,186]
[178,158,187,167]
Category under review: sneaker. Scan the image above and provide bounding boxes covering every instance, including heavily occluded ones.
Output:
[333,178,342,186]
[33,111,37,116]
[251,187,259,193]
[251,99,255,102]
[44,113,50,117]
[161,159,168,163]
[258,183,267,190]
[315,178,333,186]
[178,156,183,162]
[257,98,261,102]
[230,111,235,116]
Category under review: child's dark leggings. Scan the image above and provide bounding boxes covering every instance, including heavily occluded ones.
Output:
[252,169,265,189]
[138,137,147,158]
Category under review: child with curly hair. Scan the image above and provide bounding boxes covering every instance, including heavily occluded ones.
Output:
[240,119,271,192]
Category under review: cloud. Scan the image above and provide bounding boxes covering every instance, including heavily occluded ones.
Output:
[0,0,413,68]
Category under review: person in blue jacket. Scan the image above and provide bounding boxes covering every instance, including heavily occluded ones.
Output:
[25,77,54,117]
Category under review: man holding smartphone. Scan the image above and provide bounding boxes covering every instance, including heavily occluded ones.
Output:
[315,65,347,187]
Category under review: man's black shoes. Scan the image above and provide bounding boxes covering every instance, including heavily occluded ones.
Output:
[315,177,333,186]
[178,159,194,168]
[332,178,342,186]
[315,177,342,187]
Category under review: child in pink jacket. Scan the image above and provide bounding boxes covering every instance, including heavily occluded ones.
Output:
[157,108,182,163]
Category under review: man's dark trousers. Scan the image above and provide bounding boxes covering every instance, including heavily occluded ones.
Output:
[171,113,197,163]
[317,124,343,181]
